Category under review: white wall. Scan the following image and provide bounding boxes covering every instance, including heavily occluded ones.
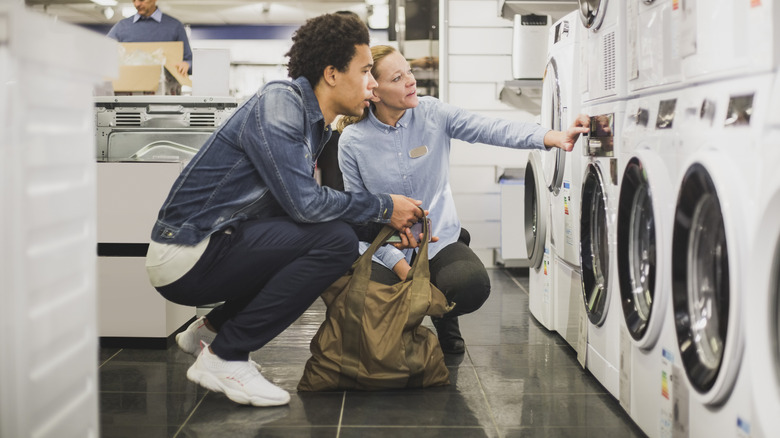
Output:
[443,0,543,265]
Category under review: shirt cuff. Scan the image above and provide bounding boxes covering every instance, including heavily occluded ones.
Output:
[536,128,552,151]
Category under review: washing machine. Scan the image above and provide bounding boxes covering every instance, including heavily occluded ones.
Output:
[669,74,775,436]
[746,72,780,438]
[626,0,682,94]
[679,0,779,84]
[579,99,624,398]
[525,152,555,331]
[617,92,684,438]
[541,11,586,347]
[577,0,628,103]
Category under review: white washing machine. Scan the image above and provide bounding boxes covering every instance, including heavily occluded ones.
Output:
[617,92,684,438]
[669,74,775,436]
[747,72,780,438]
[578,0,628,103]
[626,0,682,93]
[579,99,625,398]
[525,151,555,331]
[541,11,586,348]
[679,0,779,84]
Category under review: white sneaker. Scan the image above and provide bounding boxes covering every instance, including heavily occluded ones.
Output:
[176,316,216,356]
[186,342,290,407]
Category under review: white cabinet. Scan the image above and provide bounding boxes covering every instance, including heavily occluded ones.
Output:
[96,162,194,342]
[0,5,116,438]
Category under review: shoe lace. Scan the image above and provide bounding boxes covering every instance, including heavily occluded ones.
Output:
[227,362,262,387]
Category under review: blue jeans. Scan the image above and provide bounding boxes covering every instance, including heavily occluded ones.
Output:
[156,217,357,361]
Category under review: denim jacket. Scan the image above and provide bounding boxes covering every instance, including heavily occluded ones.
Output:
[151,77,393,246]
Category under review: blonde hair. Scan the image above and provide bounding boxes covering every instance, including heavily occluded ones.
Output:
[336,45,398,133]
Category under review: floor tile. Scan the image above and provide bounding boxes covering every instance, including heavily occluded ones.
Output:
[97,268,646,438]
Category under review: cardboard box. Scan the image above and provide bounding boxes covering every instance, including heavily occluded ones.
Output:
[112,41,192,93]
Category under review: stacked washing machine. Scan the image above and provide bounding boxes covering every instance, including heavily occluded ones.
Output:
[526,13,576,332]
[747,66,780,438]
[576,0,628,399]
[615,0,685,436]
[543,12,586,353]
[666,0,779,436]
[536,1,780,435]
[615,0,780,437]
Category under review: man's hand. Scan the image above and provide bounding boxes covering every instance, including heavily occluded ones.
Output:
[389,195,423,230]
[175,61,190,76]
[543,113,590,152]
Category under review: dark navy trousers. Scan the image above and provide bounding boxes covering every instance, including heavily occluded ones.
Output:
[157,217,357,361]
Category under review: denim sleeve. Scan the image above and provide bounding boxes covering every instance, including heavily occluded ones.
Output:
[433,98,549,149]
[243,87,392,225]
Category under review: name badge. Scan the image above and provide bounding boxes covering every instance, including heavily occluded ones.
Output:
[409,145,428,158]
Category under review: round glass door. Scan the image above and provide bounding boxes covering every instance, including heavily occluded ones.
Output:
[525,153,548,270]
[541,58,564,196]
[580,163,610,325]
[773,242,780,384]
[672,163,729,393]
[617,158,656,341]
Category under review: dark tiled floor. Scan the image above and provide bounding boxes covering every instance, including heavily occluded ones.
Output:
[99,268,646,437]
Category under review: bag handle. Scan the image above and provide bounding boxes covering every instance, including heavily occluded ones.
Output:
[353,208,432,278]
[339,210,434,387]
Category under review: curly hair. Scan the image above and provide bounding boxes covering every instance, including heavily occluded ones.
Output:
[285,13,370,87]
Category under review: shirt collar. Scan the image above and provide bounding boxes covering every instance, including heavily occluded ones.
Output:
[367,106,410,131]
[133,8,163,23]
[293,76,325,127]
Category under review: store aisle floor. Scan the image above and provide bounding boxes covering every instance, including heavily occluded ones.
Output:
[99,268,646,437]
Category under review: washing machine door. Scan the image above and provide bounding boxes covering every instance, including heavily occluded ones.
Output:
[580,162,610,325]
[525,151,550,270]
[578,0,609,30]
[672,163,730,396]
[541,58,565,195]
[617,156,672,348]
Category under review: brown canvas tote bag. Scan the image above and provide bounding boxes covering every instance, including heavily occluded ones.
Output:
[298,216,453,391]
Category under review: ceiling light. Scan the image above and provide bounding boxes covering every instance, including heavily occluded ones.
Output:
[91,0,118,6]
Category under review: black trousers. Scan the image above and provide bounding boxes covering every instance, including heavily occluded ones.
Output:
[369,229,491,318]
[156,217,357,361]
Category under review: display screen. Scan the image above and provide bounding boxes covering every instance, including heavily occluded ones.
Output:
[590,114,613,138]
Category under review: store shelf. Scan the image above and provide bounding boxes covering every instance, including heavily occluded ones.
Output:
[500,0,579,21]
[504,79,543,89]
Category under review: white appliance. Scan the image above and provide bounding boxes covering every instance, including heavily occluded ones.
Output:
[578,0,627,102]
[746,71,780,438]
[669,75,775,437]
[679,0,779,84]
[0,5,116,438]
[617,92,684,438]
[525,151,555,331]
[542,11,585,348]
[579,100,625,398]
[626,0,682,93]
[512,13,551,80]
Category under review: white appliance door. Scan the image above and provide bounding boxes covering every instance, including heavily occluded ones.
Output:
[580,162,610,326]
[541,58,565,195]
[525,151,550,270]
[672,163,729,395]
[617,157,657,342]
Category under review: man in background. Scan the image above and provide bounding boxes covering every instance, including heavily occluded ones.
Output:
[107,0,192,75]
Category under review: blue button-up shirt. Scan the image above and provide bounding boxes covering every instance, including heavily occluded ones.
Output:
[151,77,393,246]
[339,96,548,269]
